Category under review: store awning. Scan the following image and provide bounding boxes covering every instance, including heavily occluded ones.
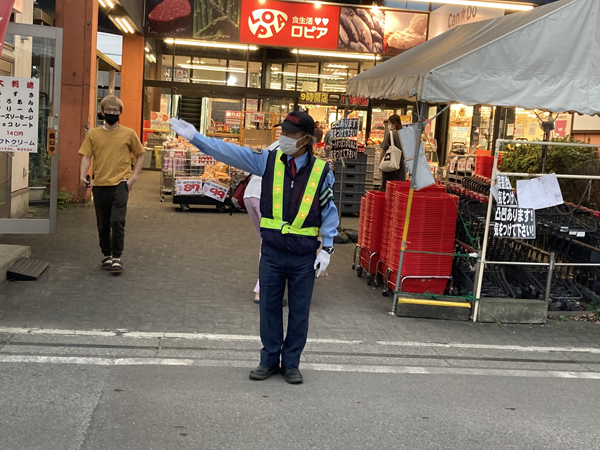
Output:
[346,0,600,115]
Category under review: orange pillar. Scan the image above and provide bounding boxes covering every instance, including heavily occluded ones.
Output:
[120,34,145,137]
[55,0,98,197]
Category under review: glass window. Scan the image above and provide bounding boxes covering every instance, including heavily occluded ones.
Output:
[247,61,262,88]
[282,62,299,91]
[144,39,172,81]
[267,63,283,90]
[320,61,358,94]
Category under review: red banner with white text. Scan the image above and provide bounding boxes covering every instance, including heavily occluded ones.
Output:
[240,0,339,50]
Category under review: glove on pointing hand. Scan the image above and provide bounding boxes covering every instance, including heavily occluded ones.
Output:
[169,118,197,141]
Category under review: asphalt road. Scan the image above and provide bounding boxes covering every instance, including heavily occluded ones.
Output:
[1,331,599,450]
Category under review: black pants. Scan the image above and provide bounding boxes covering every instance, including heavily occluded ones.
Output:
[259,244,316,369]
[380,169,406,192]
[92,181,129,258]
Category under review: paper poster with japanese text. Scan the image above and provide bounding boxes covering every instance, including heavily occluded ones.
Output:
[0,76,39,153]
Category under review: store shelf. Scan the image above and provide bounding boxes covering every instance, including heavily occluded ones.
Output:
[144,128,170,133]
[211,133,240,138]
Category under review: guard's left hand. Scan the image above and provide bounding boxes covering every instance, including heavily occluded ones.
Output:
[314,250,331,278]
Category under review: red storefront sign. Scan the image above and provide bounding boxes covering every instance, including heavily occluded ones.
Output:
[240,0,339,50]
[341,95,369,107]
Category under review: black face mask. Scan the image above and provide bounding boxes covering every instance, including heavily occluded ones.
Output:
[104,114,120,125]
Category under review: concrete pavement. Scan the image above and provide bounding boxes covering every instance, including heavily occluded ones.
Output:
[0,170,598,348]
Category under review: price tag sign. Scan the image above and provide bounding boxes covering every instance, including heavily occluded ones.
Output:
[202,179,229,202]
[449,157,458,174]
[175,178,202,195]
[191,154,215,166]
[457,160,466,172]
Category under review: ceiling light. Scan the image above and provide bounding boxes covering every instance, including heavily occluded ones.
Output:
[315,2,322,8]
[178,63,246,73]
[120,17,135,34]
[227,75,237,86]
[105,0,114,7]
[164,38,258,51]
[292,49,380,60]
[192,78,227,84]
[145,47,150,52]
[112,17,129,34]
[407,0,534,11]
[98,0,107,7]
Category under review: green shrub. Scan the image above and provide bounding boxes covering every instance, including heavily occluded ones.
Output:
[499,137,600,208]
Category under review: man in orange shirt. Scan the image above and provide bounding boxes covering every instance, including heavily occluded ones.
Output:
[79,95,145,274]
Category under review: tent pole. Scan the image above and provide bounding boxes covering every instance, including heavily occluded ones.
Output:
[391,100,427,316]
[472,138,504,322]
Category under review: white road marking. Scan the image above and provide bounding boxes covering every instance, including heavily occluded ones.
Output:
[376,340,600,355]
[1,326,599,355]
[0,327,361,345]
[0,354,599,379]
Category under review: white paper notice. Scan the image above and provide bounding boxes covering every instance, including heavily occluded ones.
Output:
[0,76,40,152]
[516,173,564,210]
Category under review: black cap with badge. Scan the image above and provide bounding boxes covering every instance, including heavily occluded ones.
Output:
[275,111,315,136]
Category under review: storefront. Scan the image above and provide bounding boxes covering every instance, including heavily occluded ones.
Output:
[140,0,437,157]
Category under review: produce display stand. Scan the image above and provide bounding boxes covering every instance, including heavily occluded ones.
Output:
[159,148,245,212]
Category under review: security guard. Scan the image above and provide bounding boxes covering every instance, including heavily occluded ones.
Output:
[170,112,338,384]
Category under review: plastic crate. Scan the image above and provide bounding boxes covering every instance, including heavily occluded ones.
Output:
[341,172,366,184]
[334,191,364,203]
[334,181,366,195]
[338,201,362,214]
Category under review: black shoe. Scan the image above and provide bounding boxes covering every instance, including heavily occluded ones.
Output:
[101,256,113,271]
[282,367,303,384]
[249,363,280,380]
[111,258,123,274]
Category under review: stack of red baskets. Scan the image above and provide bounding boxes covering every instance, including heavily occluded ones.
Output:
[358,191,386,273]
[358,197,367,248]
[381,181,456,295]
[474,153,503,179]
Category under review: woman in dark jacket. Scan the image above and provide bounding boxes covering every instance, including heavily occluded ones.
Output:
[379,114,407,192]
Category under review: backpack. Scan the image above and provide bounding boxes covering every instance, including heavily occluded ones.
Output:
[231,174,253,211]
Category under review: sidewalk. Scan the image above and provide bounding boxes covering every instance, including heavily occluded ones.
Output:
[0,171,598,348]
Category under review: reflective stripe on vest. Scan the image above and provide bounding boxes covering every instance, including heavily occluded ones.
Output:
[260,150,326,237]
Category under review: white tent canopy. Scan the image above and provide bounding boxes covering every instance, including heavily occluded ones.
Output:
[346,0,600,115]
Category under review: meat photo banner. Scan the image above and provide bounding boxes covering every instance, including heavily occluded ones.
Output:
[146,0,241,41]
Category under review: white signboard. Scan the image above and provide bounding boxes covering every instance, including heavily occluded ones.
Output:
[429,4,504,39]
[0,76,39,152]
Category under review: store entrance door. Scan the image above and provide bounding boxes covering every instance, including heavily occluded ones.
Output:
[0,23,63,234]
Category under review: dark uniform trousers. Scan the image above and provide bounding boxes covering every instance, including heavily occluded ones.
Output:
[259,243,317,369]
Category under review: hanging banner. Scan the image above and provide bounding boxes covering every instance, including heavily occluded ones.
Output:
[0,1,15,56]
[240,0,340,50]
[0,76,40,153]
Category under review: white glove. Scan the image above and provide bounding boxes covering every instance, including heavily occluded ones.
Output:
[169,118,197,141]
[314,250,331,278]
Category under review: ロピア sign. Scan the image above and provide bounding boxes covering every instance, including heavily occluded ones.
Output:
[240,0,339,50]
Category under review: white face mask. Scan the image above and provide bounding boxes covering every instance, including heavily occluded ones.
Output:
[279,135,306,156]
